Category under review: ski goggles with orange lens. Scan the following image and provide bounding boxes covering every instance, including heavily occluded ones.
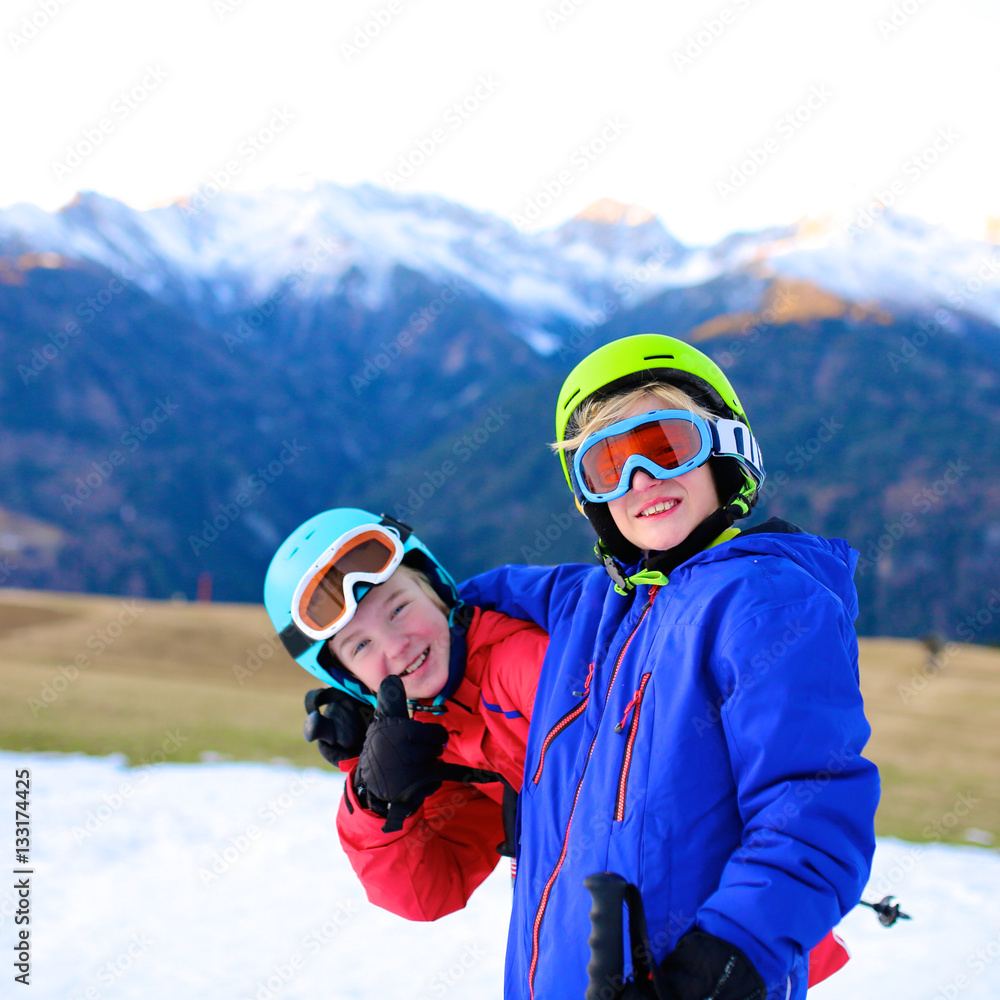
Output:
[290,524,405,642]
[572,409,763,503]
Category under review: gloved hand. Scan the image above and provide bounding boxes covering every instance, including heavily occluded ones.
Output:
[302,686,374,768]
[653,930,766,1000]
[353,675,450,832]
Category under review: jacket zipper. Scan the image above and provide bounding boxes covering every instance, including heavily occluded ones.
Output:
[531,663,594,785]
[614,672,651,822]
[528,588,659,1000]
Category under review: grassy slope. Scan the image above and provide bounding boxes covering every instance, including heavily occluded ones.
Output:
[1,589,997,844]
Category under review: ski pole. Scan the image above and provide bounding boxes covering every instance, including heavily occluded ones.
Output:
[584,872,628,1000]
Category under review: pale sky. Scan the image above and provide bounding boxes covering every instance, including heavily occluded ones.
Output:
[4,0,998,245]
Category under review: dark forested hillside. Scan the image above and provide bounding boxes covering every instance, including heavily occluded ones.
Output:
[1,190,999,644]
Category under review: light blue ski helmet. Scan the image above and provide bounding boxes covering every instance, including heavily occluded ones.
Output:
[263,508,461,705]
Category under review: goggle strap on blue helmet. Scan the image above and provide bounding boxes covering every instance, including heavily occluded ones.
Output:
[279,621,315,659]
[378,513,414,544]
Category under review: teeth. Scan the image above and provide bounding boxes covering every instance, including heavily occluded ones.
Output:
[640,500,678,517]
[401,649,429,676]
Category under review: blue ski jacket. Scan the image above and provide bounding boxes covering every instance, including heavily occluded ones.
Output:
[459,523,880,1000]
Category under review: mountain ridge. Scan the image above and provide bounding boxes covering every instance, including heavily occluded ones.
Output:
[1,184,998,644]
[6,184,1000,335]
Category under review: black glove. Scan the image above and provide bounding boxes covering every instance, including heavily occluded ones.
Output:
[302,686,374,768]
[655,931,766,1000]
[353,675,450,832]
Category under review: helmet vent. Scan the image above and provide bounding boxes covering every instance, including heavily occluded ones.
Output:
[643,354,675,361]
[563,387,581,411]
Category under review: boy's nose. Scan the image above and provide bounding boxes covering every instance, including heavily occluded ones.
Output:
[630,468,661,491]
[382,632,410,664]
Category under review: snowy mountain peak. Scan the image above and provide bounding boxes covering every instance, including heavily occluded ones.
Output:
[744,208,1000,325]
[573,198,656,227]
[4,184,1000,337]
[0,184,699,329]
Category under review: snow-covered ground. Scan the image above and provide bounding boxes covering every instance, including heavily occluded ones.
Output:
[4,751,999,1000]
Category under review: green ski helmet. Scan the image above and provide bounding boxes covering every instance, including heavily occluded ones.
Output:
[263,507,461,706]
[555,334,765,568]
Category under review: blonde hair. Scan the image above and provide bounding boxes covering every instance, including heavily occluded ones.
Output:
[389,563,450,617]
[553,383,714,455]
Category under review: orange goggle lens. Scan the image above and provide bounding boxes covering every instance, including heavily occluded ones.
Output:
[579,419,703,495]
[297,531,398,632]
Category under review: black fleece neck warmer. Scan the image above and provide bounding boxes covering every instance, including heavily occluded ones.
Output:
[585,458,752,581]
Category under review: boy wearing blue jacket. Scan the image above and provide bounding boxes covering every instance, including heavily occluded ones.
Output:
[460,334,880,1000]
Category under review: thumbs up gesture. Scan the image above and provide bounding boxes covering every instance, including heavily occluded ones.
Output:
[353,675,450,832]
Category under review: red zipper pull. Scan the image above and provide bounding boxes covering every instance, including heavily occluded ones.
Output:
[615,689,639,733]
[573,661,596,698]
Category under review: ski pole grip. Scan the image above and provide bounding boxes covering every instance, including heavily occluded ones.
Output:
[584,872,628,1000]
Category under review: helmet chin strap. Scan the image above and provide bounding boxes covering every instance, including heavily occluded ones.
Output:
[583,499,641,565]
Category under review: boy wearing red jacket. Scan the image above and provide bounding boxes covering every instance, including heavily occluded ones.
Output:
[264,507,546,920]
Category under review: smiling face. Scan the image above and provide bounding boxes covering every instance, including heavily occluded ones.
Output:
[605,394,721,553]
[329,566,451,702]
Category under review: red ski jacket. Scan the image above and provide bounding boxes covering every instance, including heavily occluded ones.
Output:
[335,607,849,986]
[337,607,544,921]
